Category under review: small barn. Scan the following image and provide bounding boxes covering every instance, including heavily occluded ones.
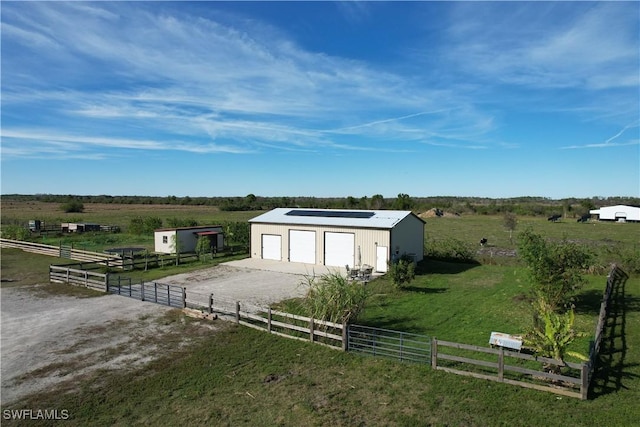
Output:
[589,205,640,222]
[154,225,224,254]
[249,208,425,272]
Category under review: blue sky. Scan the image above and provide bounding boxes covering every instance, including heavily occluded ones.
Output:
[1,1,638,199]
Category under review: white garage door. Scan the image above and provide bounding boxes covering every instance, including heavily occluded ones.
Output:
[289,230,316,264]
[324,232,355,267]
[261,234,281,260]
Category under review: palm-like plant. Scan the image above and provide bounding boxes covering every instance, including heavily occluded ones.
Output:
[524,298,587,374]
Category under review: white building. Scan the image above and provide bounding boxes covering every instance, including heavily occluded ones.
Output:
[249,208,425,272]
[154,225,224,254]
[589,205,640,222]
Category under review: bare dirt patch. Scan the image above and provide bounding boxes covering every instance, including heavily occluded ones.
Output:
[0,285,217,405]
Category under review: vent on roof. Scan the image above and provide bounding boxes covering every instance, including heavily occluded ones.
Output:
[285,209,375,219]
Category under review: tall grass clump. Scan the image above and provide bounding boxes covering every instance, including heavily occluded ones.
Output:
[301,272,370,324]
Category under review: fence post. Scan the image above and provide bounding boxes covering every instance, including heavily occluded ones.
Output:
[581,363,589,400]
[309,318,315,342]
[267,308,272,333]
[141,282,145,302]
[400,333,404,362]
[154,282,158,303]
[235,302,240,324]
[431,338,438,369]
[182,287,187,309]
[84,270,88,287]
[209,294,214,314]
[105,273,109,293]
[167,286,171,306]
[342,322,348,352]
[498,347,504,381]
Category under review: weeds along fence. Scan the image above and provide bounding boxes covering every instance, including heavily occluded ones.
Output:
[2,238,123,266]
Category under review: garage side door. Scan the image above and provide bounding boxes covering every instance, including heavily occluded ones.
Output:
[262,234,281,260]
[289,230,316,264]
[325,232,355,267]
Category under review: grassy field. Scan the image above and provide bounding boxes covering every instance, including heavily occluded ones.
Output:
[4,264,639,426]
[2,202,640,425]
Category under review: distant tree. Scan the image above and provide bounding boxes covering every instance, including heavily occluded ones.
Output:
[503,212,518,244]
[394,193,413,210]
[371,194,385,209]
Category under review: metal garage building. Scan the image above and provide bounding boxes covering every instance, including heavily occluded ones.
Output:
[154,225,224,254]
[249,208,425,272]
[589,205,640,222]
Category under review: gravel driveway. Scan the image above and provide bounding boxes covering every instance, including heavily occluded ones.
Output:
[1,259,315,405]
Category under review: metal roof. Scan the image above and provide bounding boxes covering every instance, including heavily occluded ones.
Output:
[249,208,422,229]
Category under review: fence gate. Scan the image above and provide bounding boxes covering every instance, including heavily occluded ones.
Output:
[348,324,431,364]
[60,245,72,259]
[107,276,185,309]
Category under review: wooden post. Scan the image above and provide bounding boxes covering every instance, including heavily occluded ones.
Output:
[342,322,348,352]
[267,308,272,333]
[182,287,187,308]
[431,338,438,369]
[235,302,240,324]
[84,271,88,287]
[167,286,171,306]
[581,363,589,400]
[154,282,158,303]
[209,294,214,314]
[498,347,504,381]
[105,273,109,293]
[309,318,315,342]
[141,282,145,301]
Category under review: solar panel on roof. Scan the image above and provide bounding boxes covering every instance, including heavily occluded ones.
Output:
[285,209,375,219]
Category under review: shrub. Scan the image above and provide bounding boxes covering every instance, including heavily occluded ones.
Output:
[518,229,592,310]
[1,224,30,240]
[424,237,476,263]
[388,254,416,289]
[61,200,84,213]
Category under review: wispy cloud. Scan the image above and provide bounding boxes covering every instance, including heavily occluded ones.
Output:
[561,122,640,150]
[1,2,497,160]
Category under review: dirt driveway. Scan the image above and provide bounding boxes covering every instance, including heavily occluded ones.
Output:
[1,260,314,405]
[157,259,325,307]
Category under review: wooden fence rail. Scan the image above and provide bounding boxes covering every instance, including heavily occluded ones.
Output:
[2,238,122,267]
[431,338,587,399]
[49,265,108,292]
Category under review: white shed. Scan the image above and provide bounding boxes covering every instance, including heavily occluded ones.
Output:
[154,225,224,254]
[589,205,640,222]
[249,208,425,273]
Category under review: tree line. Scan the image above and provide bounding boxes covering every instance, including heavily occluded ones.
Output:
[2,194,638,218]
